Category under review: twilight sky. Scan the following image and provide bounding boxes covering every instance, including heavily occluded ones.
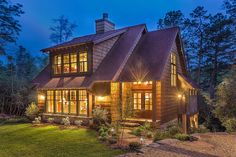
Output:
[11,0,224,57]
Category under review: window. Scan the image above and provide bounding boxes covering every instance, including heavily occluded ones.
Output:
[55,91,62,113]
[62,90,69,113]
[63,54,70,73]
[79,90,87,115]
[133,92,141,110]
[145,93,152,110]
[46,91,54,113]
[70,53,77,73]
[171,53,177,86]
[79,52,88,72]
[70,90,77,114]
[53,55,62,74]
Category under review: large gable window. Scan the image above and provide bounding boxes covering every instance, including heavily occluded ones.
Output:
[171,53,177,87]
[52,51,88,75]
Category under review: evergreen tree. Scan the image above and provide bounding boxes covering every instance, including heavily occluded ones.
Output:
[0,0,24,55]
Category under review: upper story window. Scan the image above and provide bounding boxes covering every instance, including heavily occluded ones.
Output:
[171,53,177,87]
[52,51,88,75]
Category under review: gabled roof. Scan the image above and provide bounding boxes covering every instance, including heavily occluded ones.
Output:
[42,28,126,52]
[118,27,179,81]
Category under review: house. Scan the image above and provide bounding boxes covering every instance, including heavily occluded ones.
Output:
[33,13,199,131]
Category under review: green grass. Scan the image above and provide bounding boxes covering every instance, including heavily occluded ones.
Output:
[0,123,123,157]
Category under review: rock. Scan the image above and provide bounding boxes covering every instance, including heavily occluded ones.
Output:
[156,139,179,145]
[147,143,160,148]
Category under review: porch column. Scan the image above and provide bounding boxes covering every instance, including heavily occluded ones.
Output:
[152,81,157,122]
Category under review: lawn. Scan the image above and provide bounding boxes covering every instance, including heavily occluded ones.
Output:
[0,123,123,157]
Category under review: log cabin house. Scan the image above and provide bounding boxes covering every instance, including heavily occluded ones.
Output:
[33,13,199,130]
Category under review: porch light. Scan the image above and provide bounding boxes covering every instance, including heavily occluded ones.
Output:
[178,94,182,99]
[138,81,141,85]
[97,96,105,101]
[38,95,45,100]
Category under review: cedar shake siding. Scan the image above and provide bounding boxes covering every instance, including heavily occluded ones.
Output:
[93,36,119,72]
[33,17,198,128]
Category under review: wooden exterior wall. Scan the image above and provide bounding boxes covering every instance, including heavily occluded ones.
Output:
[93,36,119,72]
[110,82,120,121]
[160,39,186,124]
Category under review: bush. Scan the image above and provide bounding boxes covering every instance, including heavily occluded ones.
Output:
[98,124,110,141]
[4,117,30,124]
[175,133,190,141]
[189,125,210,133]
[131,127,143,136]
[61,117,70,126]
[47,118,54,124]
[25,102,39,120]
[32,116,41,124]
[223,118,236,132]
[129,142,142,151]
[92,108,108,128]
[166,124,182,136]
[74,120,83,127]
[131,122,153,138]
[153,130,170,142]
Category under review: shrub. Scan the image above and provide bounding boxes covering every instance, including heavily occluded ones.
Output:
[25,102,39,120]
[61,117,70,126]
[4,117,30,124]
[153,130,170,142]
[74,120,83,127]
[47,118,54,124]
[189,125,210,133]
[92,108,108,128]
[32,116,41,124]
[166,124,182,136]
[175,133,190,141]
[129,142,142,151]
[222,118,236,132]
[131,127,143,136]
[131,122,153,138]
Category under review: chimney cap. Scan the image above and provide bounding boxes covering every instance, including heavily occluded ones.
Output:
[103,13,108,19]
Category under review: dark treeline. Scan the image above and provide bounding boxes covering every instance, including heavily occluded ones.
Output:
[0,0,47,115]
[158,0,235,131]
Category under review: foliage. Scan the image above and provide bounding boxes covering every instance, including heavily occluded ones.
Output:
[153,130,170,142]
[98,124,110,141]
[222,118,236,132]
[61,117,70,126]
[74,120,83,126]
[189,125,210,134]
[131,122,153,138]
[92,107,108,128]
[25,102,39,120]
[0,0,24,54]
[32,116,41,124]
[50,15,77,44]
[128,142,142,151]
[0,123,123,157]
[1,117,30,124]
[47,118,54,124]
[165,123,182,136]
[174,133,191,141]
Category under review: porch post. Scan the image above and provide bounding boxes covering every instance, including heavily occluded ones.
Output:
[152,81,157,122]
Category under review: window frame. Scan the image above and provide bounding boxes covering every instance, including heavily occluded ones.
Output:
[171,53,177,87]
[132,91,152,111]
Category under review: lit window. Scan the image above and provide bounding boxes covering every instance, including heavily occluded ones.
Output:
[133,92,141,110]
[79,52,88,72]
[70,90,77,114]
[145,93,152,110]
[55,91,62,113]
[46,91,54,113]
[171,53,177,86]
[79,90,87,115]
[53,55,62,74]
[70,53,77,73]
[63,90,69,113]
[63,54,70,73]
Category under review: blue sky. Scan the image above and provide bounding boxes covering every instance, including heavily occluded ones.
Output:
[11,0,224,57]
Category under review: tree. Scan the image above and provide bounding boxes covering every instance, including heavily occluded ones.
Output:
[50,15,77,44]
[0,0,24,55]
[157,10,184,29]
[205,13,234,98]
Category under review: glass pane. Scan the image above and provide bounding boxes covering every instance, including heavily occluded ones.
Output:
[63,54,69,63]
[70,101,77,114]
[55,91,61,113]
[70,53,77,62]
[71,63,77,73]
[64,64,70,73]
[54,55,61,64]
[80,52,87,61]
[63,90,69,113]
[79,90,87,115]
[70,90,77,114]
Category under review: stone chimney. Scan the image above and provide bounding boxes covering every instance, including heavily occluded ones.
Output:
[95,13,115,34]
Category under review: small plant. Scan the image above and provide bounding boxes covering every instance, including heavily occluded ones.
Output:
[131,127,143,136]
[61,117,70,126]
[153,130,170,142]
[47,118,54,124]
[74,120,82,127]
[222,118,236,132]
[129,142,142,151]
[175,133,190,141]
[92,107,108,129]
[25,102,39,120]
[131,122,153,138]
[32,116,41,124]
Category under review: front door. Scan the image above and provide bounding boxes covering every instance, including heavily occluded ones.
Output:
[133,91,152,119]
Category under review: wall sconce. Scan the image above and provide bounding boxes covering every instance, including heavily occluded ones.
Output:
[97,96,105,101]
[178,94,182,99]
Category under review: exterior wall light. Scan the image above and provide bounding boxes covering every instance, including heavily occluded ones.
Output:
[38,95,45,100]
[97,96,105,101]
[178,94,182,99]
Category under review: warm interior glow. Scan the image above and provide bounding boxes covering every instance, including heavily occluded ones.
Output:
[97,96,105,101]
[178,94,182,99]
[39,95,45,100]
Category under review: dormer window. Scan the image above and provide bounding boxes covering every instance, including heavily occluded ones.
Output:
[52,51,88,75]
